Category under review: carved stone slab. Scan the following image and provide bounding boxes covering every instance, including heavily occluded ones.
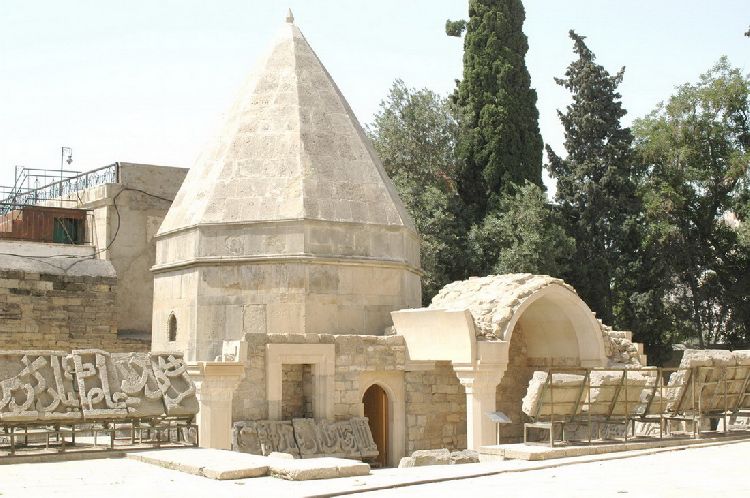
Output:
[150,352,198,416]
[111,352,165,418]
[0,351,80,422]
[351,417,379,458]
[292,418,361,459]
[255,421,300,457]
[71,349,129,419]
[233,418,378,460]
[232,421,262,455]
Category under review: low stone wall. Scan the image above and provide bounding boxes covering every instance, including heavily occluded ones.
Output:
[0,268,147,352]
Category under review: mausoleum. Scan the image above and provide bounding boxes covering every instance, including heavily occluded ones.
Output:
[148,13,646,467]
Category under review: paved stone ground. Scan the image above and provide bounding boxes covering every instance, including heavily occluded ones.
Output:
[0,441,747,497]
[351,441,750,498]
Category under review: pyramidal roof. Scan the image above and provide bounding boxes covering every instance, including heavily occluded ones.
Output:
[159,13,415,235]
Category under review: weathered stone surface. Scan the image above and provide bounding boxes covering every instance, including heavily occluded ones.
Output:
[292,418,362,459]
[151,352,198,416]
[255,421,301,457]
[71,349,129,419]
[152,16,421,354]
[0,351,80,422]
[233,421,262,455]
[268,452,295,460]
[397,457,415,468]
[234,417,379,460]
[586,370,653,417]
[128,448,269,480]
[351,416,379,458]
[411,448,451,466]
[0,264,146,353]
[111,352,165,417]
[522,371,587,418]
[429,274,575,341]
[268,457,369,481]
[450,449,479,464]
[426,273,645,366]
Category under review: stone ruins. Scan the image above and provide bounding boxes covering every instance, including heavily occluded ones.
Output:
[0,349,198,449]
[6,12,746,473]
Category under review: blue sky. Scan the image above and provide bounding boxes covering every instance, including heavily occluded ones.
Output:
[1,0,747,192]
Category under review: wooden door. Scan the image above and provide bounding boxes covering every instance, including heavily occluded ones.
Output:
[363,384,388,467]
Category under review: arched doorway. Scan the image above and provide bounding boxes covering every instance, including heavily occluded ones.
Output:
[363,384,388,467]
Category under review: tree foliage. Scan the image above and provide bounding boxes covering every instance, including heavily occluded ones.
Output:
[634,57,750,347]
[367,80,465,303]
[468,181,574,277]
[448,0,544,222]
[546,30,641,326]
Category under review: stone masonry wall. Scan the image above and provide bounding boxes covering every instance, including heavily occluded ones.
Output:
[332,335,406,420]
[0,269,148,352]
[234,333,467,453]
[281,363,313,419]
[405,361,466,452]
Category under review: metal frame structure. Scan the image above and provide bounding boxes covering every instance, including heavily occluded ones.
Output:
[523,364,750,447]
[0,164,119,214]
[1,416,197,455]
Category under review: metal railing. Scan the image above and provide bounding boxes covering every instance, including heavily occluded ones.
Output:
[0,164,119,214]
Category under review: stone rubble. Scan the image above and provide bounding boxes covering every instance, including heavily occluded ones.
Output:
[397,448,480,467]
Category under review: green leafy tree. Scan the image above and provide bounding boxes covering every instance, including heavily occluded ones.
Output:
[634,57,750,347]
[447,0,544,223]
[546,31,640,326]
[468,181,575,276]
[368,80,465,302]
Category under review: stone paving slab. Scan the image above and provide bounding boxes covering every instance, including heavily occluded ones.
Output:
[2,440,750,498]
[127,448,269,479]
[269,456,370,481]
[127,448,370,481]
[480,431,750,461]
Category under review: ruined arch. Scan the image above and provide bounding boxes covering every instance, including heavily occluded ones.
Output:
[392,274,609,448]
[502,284,606,367]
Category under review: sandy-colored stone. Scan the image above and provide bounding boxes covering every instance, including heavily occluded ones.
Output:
[268,456,369,480]
[152,16,421,357]
[411,448,451,466]
[128,448,269,479]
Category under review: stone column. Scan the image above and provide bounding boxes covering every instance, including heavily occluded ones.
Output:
[453,341,508,450]
[455,369,503,449]
[187,362,245,450]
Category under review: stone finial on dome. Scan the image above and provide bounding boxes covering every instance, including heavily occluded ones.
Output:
[285,8,294,24]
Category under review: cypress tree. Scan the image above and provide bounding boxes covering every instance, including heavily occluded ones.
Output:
[447,0,544,222]
[546,30,640,325]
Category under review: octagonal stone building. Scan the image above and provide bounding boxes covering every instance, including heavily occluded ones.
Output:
[152,13,421,360]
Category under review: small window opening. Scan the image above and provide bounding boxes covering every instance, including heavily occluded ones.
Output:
[168,313,177,342]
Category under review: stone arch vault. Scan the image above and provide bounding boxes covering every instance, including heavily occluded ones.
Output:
[391,274,608,449]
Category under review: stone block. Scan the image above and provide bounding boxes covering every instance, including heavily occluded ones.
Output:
[128,448,269,480]
[151,352,199,416]
[268,456,369,481]
[411,448,451,466]
[0,350,81,422]
[450,449,479,464]
[255,420,301,457]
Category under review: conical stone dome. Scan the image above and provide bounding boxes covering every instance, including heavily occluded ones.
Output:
[152,15,421,360]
